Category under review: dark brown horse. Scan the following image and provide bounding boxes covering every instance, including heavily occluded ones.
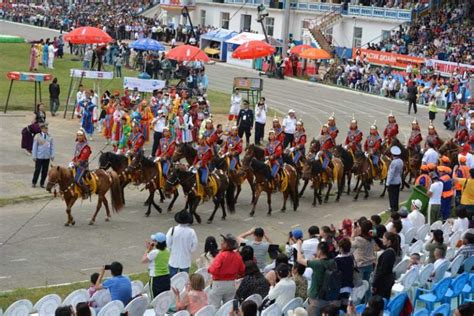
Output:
[301,158,324,206]
[332,145,355,195]
[98,151,131,204]
[172,143,197,165]
[439,138,460,167]
[404,147,422,188]
[46,166,124,225]
[351,151,372,200]
[242,145,299,216]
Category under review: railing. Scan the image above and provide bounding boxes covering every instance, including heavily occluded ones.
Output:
[346,5,412,21]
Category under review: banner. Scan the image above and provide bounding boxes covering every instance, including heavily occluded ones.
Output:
[429,59,474,77]
[123,77,166,92]
[70,69,114,80]
[160,0,195,7]
[355,49,424,69]
[7,71,53,82]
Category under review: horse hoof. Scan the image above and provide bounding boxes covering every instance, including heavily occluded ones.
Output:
[64,222,70,227]
[207,219,212,224]
[167,208,172,213]
[298,193,303,198]
[105,217,110,222]
[196,218,202,224]
[312,202,316,207]
[364,196,368,199]
[249,212,254,217]
[267,212,272,216]
[71,221,75,226]
[89,220,94,225]
[145,213,150,217]
[335,198,340,202]
[221,216,226,221]
[353,198,358,201]
[280,208,286,212]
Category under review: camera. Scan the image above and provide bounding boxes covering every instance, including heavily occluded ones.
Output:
[104,265,112,270]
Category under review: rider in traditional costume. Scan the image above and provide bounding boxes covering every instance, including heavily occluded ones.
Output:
[155,127,175,177]
[272,117,285,144]
[383,112,399,146]
[128,123,145,156]
[407,118,423,153]
[265,129,283,190]
[345,115,363,153]
[290,120,306,164]
[71,128,92,198]
[194,137,213,199]
[318,124,335,171]
[220,126,243,171]
[454,117,469,145]
[364,121,383,172]
[203,119,219,154]
[424,121,442,151]
[327,113,339,141]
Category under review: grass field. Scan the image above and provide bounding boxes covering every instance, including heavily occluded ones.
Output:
[0,43,230,113]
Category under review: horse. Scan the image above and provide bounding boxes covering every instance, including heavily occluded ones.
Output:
[164,163,230,224]
[300,158,324,206]
[242,145,299,216]
[351,151,372,200]
[172,143,196,165]
[332,145,354,195]
[98,151,131,204]
[439,138,460,167]
[404,147,422,188]
[129,152,180,216]
[46,165,123,226]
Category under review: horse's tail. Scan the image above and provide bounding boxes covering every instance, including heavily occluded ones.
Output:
[226,181,236,212]
[109,171,124,212]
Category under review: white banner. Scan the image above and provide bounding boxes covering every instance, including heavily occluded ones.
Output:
[123,77,166,92]
[70,69,114,80]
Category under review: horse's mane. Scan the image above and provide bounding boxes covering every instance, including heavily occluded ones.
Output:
[140,155,157,168]
[250,158,269,174]
[252,145,265,160]
[335,145,353,163]
[109,152,127,163]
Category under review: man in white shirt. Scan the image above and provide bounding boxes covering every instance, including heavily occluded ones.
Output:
[428,175,443,224]
[301,226,320,260]
[422,142,439,165]
[408,199,426,229]
[398,207,413,236]
[151,110,167,157]
[267,263,296,309]
[282,109,297,148]
[166,210,198,277]
[74,84,85,118]
[432,247,447,274]
[254,97,267,145]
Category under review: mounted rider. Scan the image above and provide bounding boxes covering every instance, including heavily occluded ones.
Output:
[71,128,92,198]
[455,117,469,145]
[155,126,175,177]
[327,113,339,141]
[383,111,399,146]
[425,121,442,151]
[290,120,306,164]
[272,117,285,144]
[364,121,382,173]
[407,118,423,153]
[128,122,145,156]
[264,129,283,190]
[345,115,363,153]
[318,124,335,171]
[194,136,213,199]
[220,125,243,171]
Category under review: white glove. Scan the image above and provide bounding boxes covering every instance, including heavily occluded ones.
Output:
[290,147,295,152]
[125,150,132,157]
[154,157,160,163]
[364,151,369,158]
[344,145,349,150]
[68,162,75,169]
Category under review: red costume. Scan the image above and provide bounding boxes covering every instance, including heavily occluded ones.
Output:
[128,130,145,153]
[156,137,175,158]
[364,134,382,153]
[408,129,423,151]
[455,123,469,144]
[194,144,213,167]
[383,122,399,141]
[73,141,91,167]
[222,135,243,155]
[345,129,363,152]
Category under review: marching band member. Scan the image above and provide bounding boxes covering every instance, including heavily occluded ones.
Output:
[220,126,243,171]
[407,118,423,152]
[71,128,91,198]
[383,112,399,145]
[265,129,283,190]
[290,120,306,164]
[345,115,363,152]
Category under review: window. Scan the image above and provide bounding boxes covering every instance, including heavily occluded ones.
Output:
[381,30,390,41]
[221,12,230,29]
[200,10,206,27]
[353,26,363,48]
[241,14,252,32]
[265,17,275,36]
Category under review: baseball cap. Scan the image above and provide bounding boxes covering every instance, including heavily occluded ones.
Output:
[221,234,238,250]
[292,228,303,240]
[151,232,166,243]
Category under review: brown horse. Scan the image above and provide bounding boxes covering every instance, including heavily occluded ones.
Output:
[351,151,373,200]
[172,143,196,165]
[98,151,131,204]
[46,166,124,225]
[439,138,460,167]
[404,147,422,188]
[242,145,299,216]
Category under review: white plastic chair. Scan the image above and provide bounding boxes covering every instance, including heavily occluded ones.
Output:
[350,280,369,305]
[195,267,211,285]
[171,272,189,293]
[449,231,462,248]
[90,289,111,308]
[62,289,89,309]
[132,280,144,298]
[446,247,456,260]
[151,290,174,316]
[215,299,235,316]
[261,303,281,316]
[97,300,124,316]
[4,299,33,316]
[173,311,191,316]
[416,224,430,242]
[195,305,217,316]
[90,307,97,316]
[400,244,410,257]
[416,263,434,288]
[244,294,263,307]
[33,294,61,316]
[441,222,451,235]
[431,260,450,284]
[393,257,410,279]
[143,282,150,295]
[430,221,442,231]
[392,267,419,294]
[124,295,148,316]
[446,254,464,277]
[281,297,304,315]
[404,227,417,245]
[409,240,424,255]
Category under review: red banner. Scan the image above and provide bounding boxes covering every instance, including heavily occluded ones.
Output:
[355,49,424,69]
[430,59,474,77]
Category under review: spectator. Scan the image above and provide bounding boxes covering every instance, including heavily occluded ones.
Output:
[407,253,421,270]
[229,92,241,122]
[83,46,93,70]
[296,241,335,316]
[173,273,208,315]
[291,263,308,301]
[424,229,447,263]
[151,110,166,157]
[166,210,198,277]
[454,168,474,220]
[452,232,474,261]
[264,253,289,285]
[397,207,413,236]
[237,227,272,271]
[351,220,376,282]
[372,232,399,299]
[142,232,170,298]
[408,199,425,229]
[454,302,474,316]
[432,247,448,275]
[239,246,255,263]
[267,263,296,309]
[389,219,405,246]
[237,300,258,316]
[95,261,132,306]
[208,234,245,308]
[370,215,386,239]
[31,123,54,188]
[406,81,417,115]
[428,174,443,223]
[196,236,219,269]
[235,260,270,303]
[55,306,74,316]
[88,272,99,298]
[254,97,267,145]
[320,226,337,259]
[76,302,91,316]
[335,238,354,311]
[321,305,339,316]
[237,100,253,146]
[448,206,469,234]
[286,228,304,265]
[387,146,404,212]
[289,307,308,316]
[301,225,320,260]
[282,109,297,148]
[49,78,60,116]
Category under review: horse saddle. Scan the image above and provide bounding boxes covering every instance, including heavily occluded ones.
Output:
[195,172,218,198]
[369,158,388,179]
[72,169,98,197]
[279,168,289,192]
[156,161,166,188]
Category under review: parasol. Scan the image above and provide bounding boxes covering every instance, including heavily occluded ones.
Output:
[63,26,113,44]
[289,44,313,55]
[130,38,165,51]
[299,48,332,60]
[231,40,275,60]
[166,45,210,62]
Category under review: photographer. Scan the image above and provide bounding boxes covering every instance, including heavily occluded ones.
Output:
[95,261,132,306]
[142,232,170,298]
[351,220,376,283]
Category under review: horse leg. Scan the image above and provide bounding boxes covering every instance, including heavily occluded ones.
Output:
[317,183,323,204]
[266,190,272,216]
[158,188,165,203]
[234,184,242,204]
[250,188,262,217]
[207,197,219,224]
[102,195,112,221]
[324,182,332,203]
[312,183,318,206]
[380,181,387,197]
[145,190,154,217]
[354,177,363,201]
[364,182,370,199]
[167,190,179,212]
[220,192,227,220]
[192,199,202,224]
[90,195,103,225]
[65,196,77,226]
[299,179,309,197]
[347,172,352,195]
[353,177,360,193]
[292,182,299,211]
[335,175,342,202]
[281,191,288,212]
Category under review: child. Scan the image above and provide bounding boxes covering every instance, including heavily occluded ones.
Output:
[428,95,437,121]
[88,272,99,308]
[173,273,208,315]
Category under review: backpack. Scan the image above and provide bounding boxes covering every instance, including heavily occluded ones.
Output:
[318,260,342,301]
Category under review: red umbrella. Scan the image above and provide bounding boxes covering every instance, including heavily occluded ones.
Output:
[289,44,313,55]
[166,45,210,62]
[63,26,113,44]
[299,48,331,60]
[232,40,275,60]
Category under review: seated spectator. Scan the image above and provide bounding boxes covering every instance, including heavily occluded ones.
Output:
[88,272,99,298]
[335,238,354,311]
[370,215,386,239]
[55,306,74,316]
[95,261,132,306]
[424,229,447,263]
[407,253,421,270]
[321,305,339,316]
[196,236,219,269]
[174,273,208,315]
[237,300,258,316]
[453,232,474,261]
[142,232,170,298]
[398,207,413,235]
[408,199,425,229]
[385,212,400,232]
[235,261,270,303]
[288,307,308,316]
[351,220,376,282]
[372,232,399,299]
[389,220,405,245]
[237,227,272,271]
[431,247,448,278]
[267,263,296,309]
[454,302,474,316]
[448,206,469,234]
[291,263,308,301]
[348,295,385,316]
[240,245,255,263]
[301,226,320,260]
[76,302,91,316]
[265,253,289,285]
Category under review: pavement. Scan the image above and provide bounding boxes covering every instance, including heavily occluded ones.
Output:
[0,21,454,291]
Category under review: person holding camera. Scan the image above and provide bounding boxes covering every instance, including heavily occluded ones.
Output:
[95,261,132,306]
[237,227,272,271]
[142,232,170,298]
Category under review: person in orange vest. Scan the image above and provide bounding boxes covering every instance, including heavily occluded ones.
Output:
[439,156,451,168]
[415,165,432,190]
[438,166,454,220]
[453,156,471,207]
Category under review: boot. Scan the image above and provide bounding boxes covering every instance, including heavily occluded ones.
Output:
[273,174,280,193]
[79,183,90,199]
[204,185,212,201]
